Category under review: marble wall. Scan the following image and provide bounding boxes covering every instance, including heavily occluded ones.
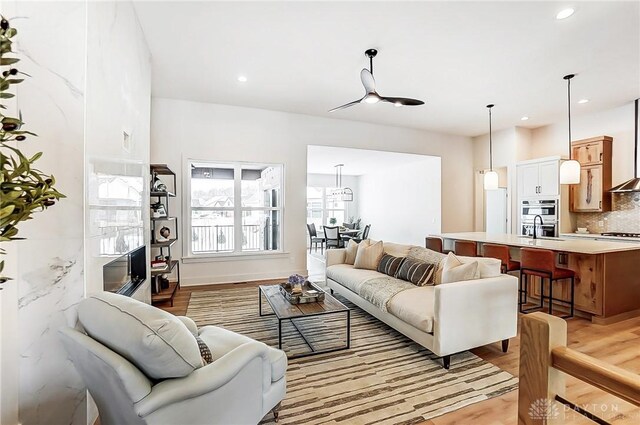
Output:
[3,1,151,424]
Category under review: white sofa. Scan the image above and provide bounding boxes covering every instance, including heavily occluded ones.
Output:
[325,242,518,369]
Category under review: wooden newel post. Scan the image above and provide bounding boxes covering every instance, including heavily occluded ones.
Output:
[518,312,567,425]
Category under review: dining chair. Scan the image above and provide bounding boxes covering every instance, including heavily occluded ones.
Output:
[306,223,325,253]
[342,222,356,230]
[323,226,344,249]
[352,224,370,243]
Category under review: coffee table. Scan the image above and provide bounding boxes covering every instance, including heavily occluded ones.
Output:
[258,284,350,359]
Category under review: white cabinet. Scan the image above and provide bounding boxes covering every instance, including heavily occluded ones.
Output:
[517,159,559,198]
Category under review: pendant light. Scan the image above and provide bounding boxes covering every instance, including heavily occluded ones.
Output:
[559,74,581,184]
[484,104,499,190]
[329,164,354,201]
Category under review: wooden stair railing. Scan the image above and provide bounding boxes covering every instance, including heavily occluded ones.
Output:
[518,312,640,425]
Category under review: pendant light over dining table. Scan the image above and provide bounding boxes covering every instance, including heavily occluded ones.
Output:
[559,74,581,184]
[484,104,499,190]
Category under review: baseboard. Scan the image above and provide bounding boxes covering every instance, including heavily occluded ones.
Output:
[181,268,309,286]
[591,308,640,325]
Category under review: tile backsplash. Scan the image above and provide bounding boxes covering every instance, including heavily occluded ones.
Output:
[576,193,640,233]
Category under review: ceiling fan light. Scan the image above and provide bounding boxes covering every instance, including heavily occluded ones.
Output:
[484,170,499,190]
[560,160,581,184]
[364,94,380,104]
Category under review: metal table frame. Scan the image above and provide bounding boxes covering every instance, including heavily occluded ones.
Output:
[258,286,351,359]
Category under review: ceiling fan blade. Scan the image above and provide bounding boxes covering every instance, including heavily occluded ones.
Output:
[381,96,425,106]
[328,97,364,113]
[360,68,376,93]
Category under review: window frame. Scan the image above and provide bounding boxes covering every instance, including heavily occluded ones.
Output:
[184,159,285,259]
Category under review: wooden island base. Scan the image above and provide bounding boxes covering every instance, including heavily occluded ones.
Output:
[438,233,640,324]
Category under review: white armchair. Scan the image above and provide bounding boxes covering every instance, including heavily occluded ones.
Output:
[60,292,286,425]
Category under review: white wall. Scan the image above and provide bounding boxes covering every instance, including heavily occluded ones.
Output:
[151,98,475,285]
[1,2,151,424]
[358,157,441,245]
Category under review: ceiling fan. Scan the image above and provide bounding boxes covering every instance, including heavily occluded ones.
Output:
[329,49,425,113]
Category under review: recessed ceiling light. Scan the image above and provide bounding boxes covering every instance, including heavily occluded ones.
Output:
[521,116,529,121]
[237,75,247,83]
[578,98,589,104]
[556,8,575,20]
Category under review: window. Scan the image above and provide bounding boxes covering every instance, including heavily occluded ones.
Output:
[189,161,283,255]
[306,186,349,230]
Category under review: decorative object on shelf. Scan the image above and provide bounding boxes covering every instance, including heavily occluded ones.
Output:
[559,74,581,185]
[151,201,167,218]
[329,48,424,112]
[152,175,167,192]
[484,104,499,190]
[610,98,640,192]
[159,226,171,239]
[328,164,354,202]
[0,17,66,284]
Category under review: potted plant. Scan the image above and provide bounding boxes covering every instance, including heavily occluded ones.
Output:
[329,217,337,226]
[1,17,65,284]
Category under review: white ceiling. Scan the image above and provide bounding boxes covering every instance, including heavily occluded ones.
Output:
[134,1,640,137]
[307,145,437,176]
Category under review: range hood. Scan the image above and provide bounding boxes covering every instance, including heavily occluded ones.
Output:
[610,98,640,192]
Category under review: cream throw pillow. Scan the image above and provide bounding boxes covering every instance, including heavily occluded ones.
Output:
[354,240,384,270]
[344,239,359,265]
[441,252,480,284]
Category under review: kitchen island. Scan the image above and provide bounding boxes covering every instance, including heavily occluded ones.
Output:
[437,232,640,324]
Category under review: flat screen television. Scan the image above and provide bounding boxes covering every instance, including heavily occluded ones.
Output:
[103,246,146,297]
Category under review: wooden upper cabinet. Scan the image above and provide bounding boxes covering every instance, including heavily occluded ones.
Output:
[569,136,612,213]
[573,142,603,165]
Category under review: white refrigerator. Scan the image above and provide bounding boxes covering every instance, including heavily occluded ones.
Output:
[485,188,508,233]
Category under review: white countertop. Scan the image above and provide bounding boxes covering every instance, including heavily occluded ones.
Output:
[560,233,640,243]
[437,232,640,254]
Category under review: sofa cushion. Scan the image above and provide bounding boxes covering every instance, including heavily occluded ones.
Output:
[407,246,447,283]
[387,287,435,333]
[326,264,383,294]
[441,252,480,284]
[377,254,405,277]
[344,239,359,265]
[395,257,435,286]
[199,326,286,382]
[383,242,414,258]
[354,240,384,270]
[78,292,203,379]
[458,255,502,278]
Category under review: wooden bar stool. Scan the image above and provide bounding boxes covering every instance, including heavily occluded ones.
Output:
[483,243,520,274]
[425,236,444,253]
[454,240,477,257]
[520,248,575,319]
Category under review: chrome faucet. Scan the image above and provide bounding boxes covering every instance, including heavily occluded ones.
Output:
[533,215,544,239]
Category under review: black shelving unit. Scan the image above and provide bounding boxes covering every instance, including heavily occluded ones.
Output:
[150,164,181,306]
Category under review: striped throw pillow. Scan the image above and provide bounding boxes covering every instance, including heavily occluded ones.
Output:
[377,254,405,277]
[395,258,435,286]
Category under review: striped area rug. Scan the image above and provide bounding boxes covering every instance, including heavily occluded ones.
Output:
[186,286,518,424]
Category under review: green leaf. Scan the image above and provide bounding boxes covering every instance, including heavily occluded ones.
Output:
[0,204,15,219]
[0,57,19,65]
[28,152,42,162]
[0,93,14,99]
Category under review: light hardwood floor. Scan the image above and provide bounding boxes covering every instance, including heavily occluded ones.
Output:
[158,283,640,424]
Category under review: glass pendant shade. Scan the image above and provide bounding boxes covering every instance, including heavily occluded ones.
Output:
[561,74,581,185]
[560,159,581,184]
[484,170,499,190]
